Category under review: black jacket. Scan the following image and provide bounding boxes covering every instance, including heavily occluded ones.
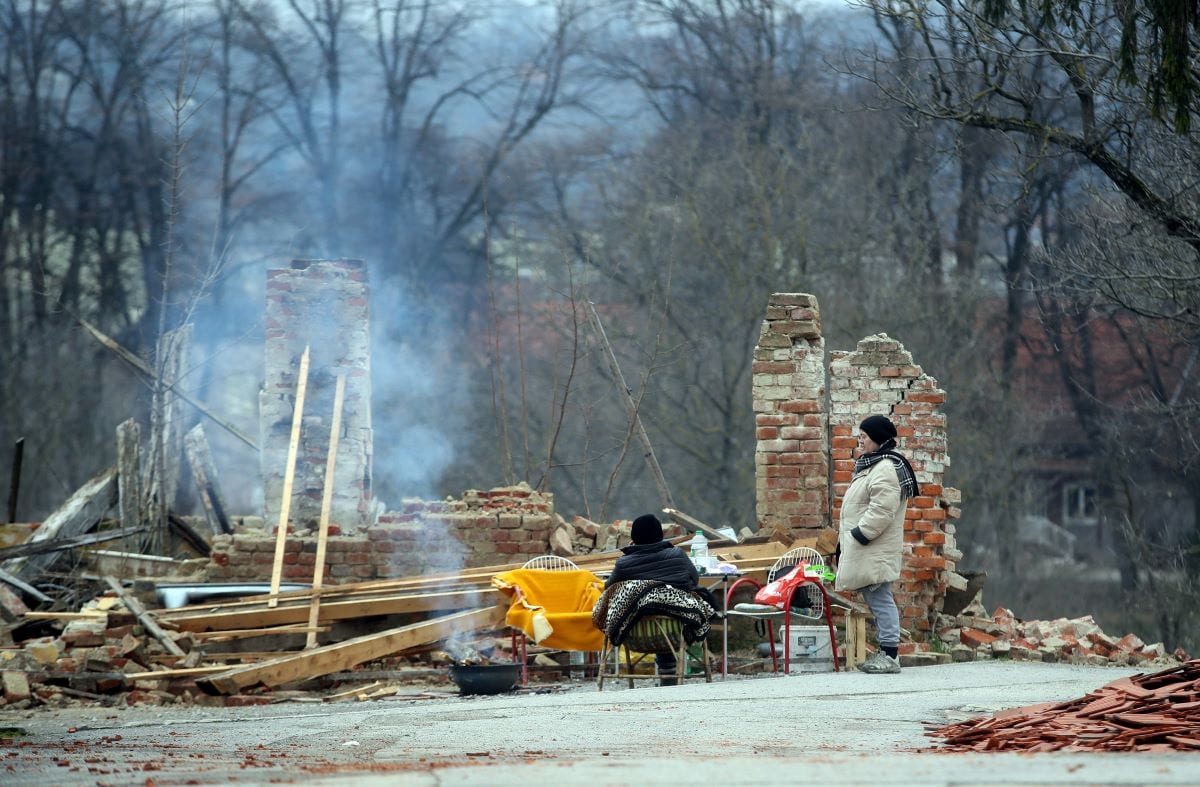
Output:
[606,540,699,589]
[605,540,720,610]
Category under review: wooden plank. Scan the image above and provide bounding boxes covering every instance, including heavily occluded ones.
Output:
[22,611,108,621]
[162,565,555,617]
[324,681,385,701]
[116,419,143,538]
[123,665,230,680]
[7,437,23,524]
[0,580,30,621]
[184,424,231,536]
[165,587,497,632]
[845,610,867,670]
[158,542,647,626]
[270,345,310,607]
[662,507,731,543]
[149,653,272,665]
[815,527,839,555]
[0,524,146,561]
[103,576,187,657]
[585,301,674,510]
[307,372,345,648]
[160,577,496,620]
[2,466,117,578]
[191,626,326,641]
[145,324,192,550]
[198,604,508,694]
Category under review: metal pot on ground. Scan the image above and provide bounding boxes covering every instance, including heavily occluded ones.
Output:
[447,662,520,695]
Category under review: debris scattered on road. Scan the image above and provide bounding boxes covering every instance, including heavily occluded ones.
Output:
[927,659,1200,751]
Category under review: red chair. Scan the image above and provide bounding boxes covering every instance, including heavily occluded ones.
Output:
[724,547,840,674]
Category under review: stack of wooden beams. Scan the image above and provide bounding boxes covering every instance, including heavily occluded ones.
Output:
[927,660,1200,751]
[152,537,805,695]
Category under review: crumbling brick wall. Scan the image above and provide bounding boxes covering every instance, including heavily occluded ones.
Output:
[753,295,963,648]
[207,485,555,583]
[829,334,962,647]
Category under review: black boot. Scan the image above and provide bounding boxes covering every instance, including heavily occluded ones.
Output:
[659,673,678,687]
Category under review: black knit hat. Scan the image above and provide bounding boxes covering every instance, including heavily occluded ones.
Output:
[630,514,664,545]
[859,415,898,446]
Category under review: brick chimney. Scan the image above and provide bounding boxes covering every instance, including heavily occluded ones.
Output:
[260,259,374,532]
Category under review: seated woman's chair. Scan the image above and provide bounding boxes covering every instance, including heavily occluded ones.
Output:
[596,615,711,689]
[724,546,840,674]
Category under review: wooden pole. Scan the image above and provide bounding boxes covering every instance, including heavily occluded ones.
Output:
[116,420,143,555]
[584,301,675,510]
[103,576,186,657]
[184,424,231,535]
[6,437,22,523]
[76,315,258,451]
[306,372,345,648]
[269,345,310,607]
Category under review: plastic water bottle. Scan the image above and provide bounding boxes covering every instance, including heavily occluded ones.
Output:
[690,531,708,572]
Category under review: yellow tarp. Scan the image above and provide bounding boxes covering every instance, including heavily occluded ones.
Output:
[491,568,605,651]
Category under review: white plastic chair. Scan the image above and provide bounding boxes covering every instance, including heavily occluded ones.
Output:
[724,546,840,673]
[522,555,580,572]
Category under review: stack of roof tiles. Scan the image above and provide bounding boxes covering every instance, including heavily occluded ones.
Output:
[928,660,1200,751]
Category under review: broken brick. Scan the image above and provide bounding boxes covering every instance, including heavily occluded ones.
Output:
[959,628,997,649]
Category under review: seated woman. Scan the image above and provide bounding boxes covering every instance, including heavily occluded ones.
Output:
[603,514,716,685]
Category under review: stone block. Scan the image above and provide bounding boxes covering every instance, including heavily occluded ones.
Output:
[62,619,107,648]
[2,670,30,702]
[25,639,61,666]
[950,644,974,663]
[549,527,573,557]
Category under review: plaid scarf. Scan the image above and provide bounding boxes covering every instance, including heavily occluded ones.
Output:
[853,440,919,500]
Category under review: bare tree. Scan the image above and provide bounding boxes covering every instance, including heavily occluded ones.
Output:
[227,0,349,252]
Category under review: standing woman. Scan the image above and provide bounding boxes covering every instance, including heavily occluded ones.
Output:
[834,415,918,674]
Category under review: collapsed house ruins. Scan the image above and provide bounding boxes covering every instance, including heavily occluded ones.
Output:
[0,263,1183,710]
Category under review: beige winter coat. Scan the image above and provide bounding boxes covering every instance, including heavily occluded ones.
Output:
[834,459,907,592]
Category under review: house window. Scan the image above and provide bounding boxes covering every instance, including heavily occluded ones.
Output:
[1062,483,1098,524]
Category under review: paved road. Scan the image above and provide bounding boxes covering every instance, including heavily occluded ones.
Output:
[3,661,1199,785]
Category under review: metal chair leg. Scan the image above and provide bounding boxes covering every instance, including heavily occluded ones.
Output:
[597,637,608,691]
[766,624,779,673]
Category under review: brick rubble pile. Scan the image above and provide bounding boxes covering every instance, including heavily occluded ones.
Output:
[0,590,468,705]
[935,599,1186,667]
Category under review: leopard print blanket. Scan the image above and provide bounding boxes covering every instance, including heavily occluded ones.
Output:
[591,579,716,646]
